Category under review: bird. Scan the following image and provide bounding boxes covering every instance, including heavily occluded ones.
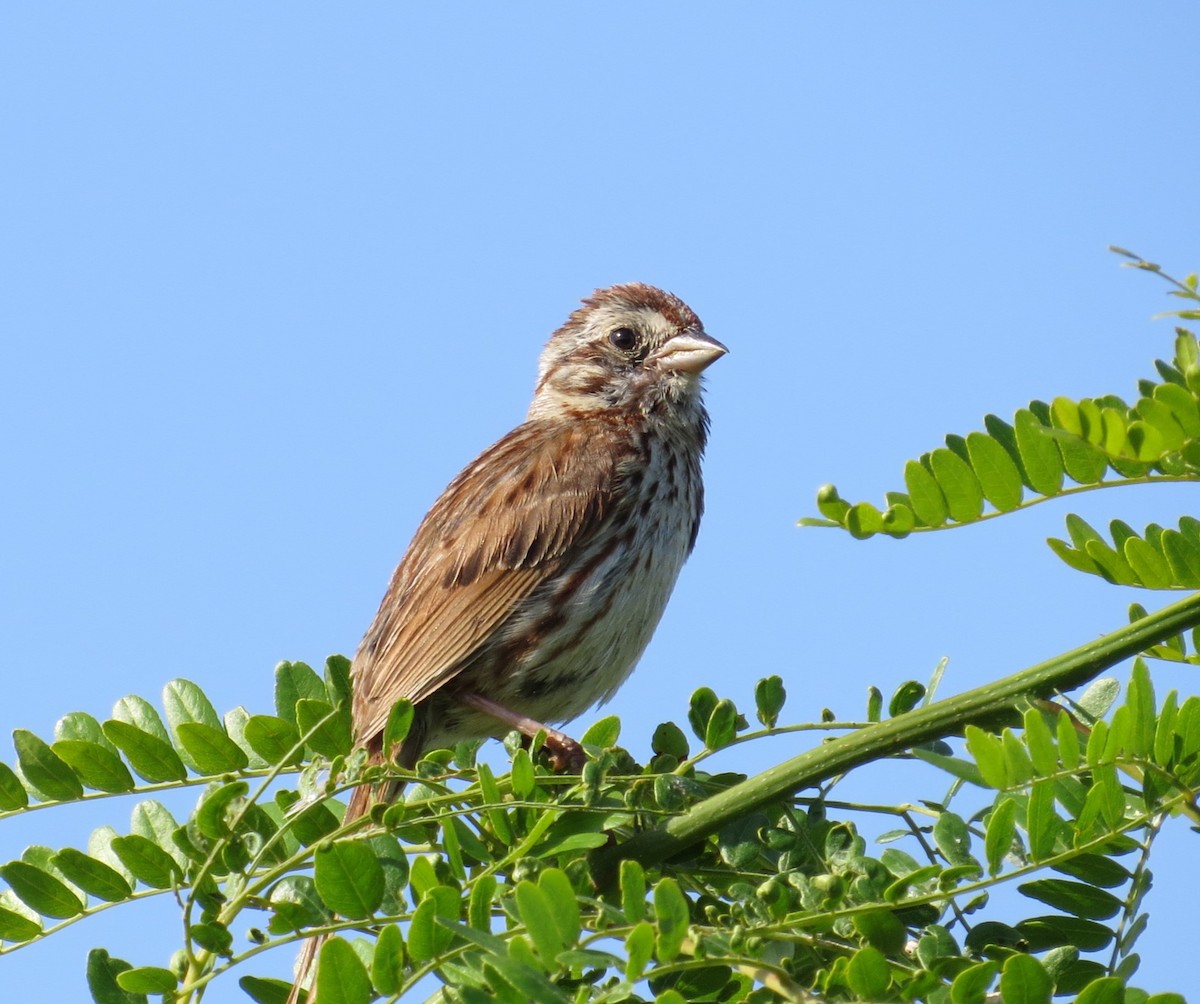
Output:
[286,283,725,1001]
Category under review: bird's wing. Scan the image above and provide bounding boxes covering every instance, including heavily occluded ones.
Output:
[351,418,633,745]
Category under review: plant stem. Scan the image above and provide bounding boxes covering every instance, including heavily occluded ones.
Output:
[594,591,1200,877]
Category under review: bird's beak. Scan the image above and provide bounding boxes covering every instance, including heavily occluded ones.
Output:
[651,329,729,374]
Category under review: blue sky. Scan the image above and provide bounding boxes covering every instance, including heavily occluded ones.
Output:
[3,4,1199,999]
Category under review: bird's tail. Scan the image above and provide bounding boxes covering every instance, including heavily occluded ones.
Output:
[284,780,380,1003]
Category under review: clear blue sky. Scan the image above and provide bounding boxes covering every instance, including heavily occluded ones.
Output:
[3,4,1199,999]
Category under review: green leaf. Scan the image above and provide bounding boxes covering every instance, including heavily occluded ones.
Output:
[476,948,568,1002]
[224,706,269,769]
[846,501,883,538]
[866,686,883,722]
[1077,678,1121,720]
[1074,977,1126,1004]
[580,715,620,748]
[408,888,457,961]
[1048,536,1103,576]
[687,687,718,742]
[916,924,959,970]
[1053,854,1132,889]
[475,762,513,845]
[754,675,786,728]
[243,715,303,766]
[515,880,564,961]
[101,720,187,783]
[1026,779,1058,861]
[12,730,83,802]
[163,678,223,735]
[1022,911,1113,950]
[382,699,415,761]
[238,976,295,1004]
[324,654,353,705]
[718,813,766,870]
[1055,431,1108,485]
[314,840,384,919]
[1154,381,1200,435]
[0,860,84,918]
[469,873,497,932]
[853,909,906,954]
[1123,535,1173,588]
[904,458,948,526]
[1017,879,1121,920]
[1126,660,1156,756]
[110,835,183,889]
[624,921,655,981]
[189,920,233,955]
[845,945,890,998]
[1014,408,1064,495]
[881,502,916,536]
[1001,728,1034,784]
[371,923,405,994]
[984,797,1017,876]
[1022,707,1058,776]
[54,711,117,749]
[51,740,135,793]
[966,431,1023,511]
[51,848,132,902]
[934,812,973,866]
[0,761,29,810]
[296,699,353,758]
[111,695,171,744]
[653,877,689,963]
[196,780,251,839]
[650,722,689,760]
[703,698,738,750]
[929,446,983,522]
[1153,690,1180,766]
[0,902,41,942]
[86,948,147,1004]
[911,746,987,787]
[950,959,998,1003]
[131,800,183,860]
[116,967,178,994]
[1161,529,1200,587]
[88,826,134,886]
[510,747,534,799]
[275,661,327,724]
[367,832,410,914]
[538,867,581,948]
[815,482,851,522]
[267,875,327,933]
[620,858,646,923]
[175,722,250,775]
[998,953,1052,1004]
[965,726,1007,788]
[889,680,925,717]
[316,935,373,1004]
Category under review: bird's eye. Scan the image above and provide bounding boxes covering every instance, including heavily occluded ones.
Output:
[609,327,638,351]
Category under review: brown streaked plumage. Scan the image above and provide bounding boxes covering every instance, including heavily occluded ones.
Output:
[287,283,725,1001]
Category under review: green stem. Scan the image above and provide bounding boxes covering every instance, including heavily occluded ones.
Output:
[595,591,1200,877]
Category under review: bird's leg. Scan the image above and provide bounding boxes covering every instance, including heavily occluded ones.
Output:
[460,692,587,772]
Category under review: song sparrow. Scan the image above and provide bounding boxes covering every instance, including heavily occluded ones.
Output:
[288,283,724,1000]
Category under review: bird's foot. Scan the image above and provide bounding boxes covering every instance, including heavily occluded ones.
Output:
[461,691,588,773]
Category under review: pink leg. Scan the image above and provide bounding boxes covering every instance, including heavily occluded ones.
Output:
[461,692,587,772]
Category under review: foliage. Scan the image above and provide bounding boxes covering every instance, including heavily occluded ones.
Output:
[2,252,1198,1003]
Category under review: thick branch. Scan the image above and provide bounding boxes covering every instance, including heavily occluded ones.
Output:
[595,591,1200,878]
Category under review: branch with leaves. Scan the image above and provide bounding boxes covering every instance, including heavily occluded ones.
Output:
[1,253,1197,1004]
